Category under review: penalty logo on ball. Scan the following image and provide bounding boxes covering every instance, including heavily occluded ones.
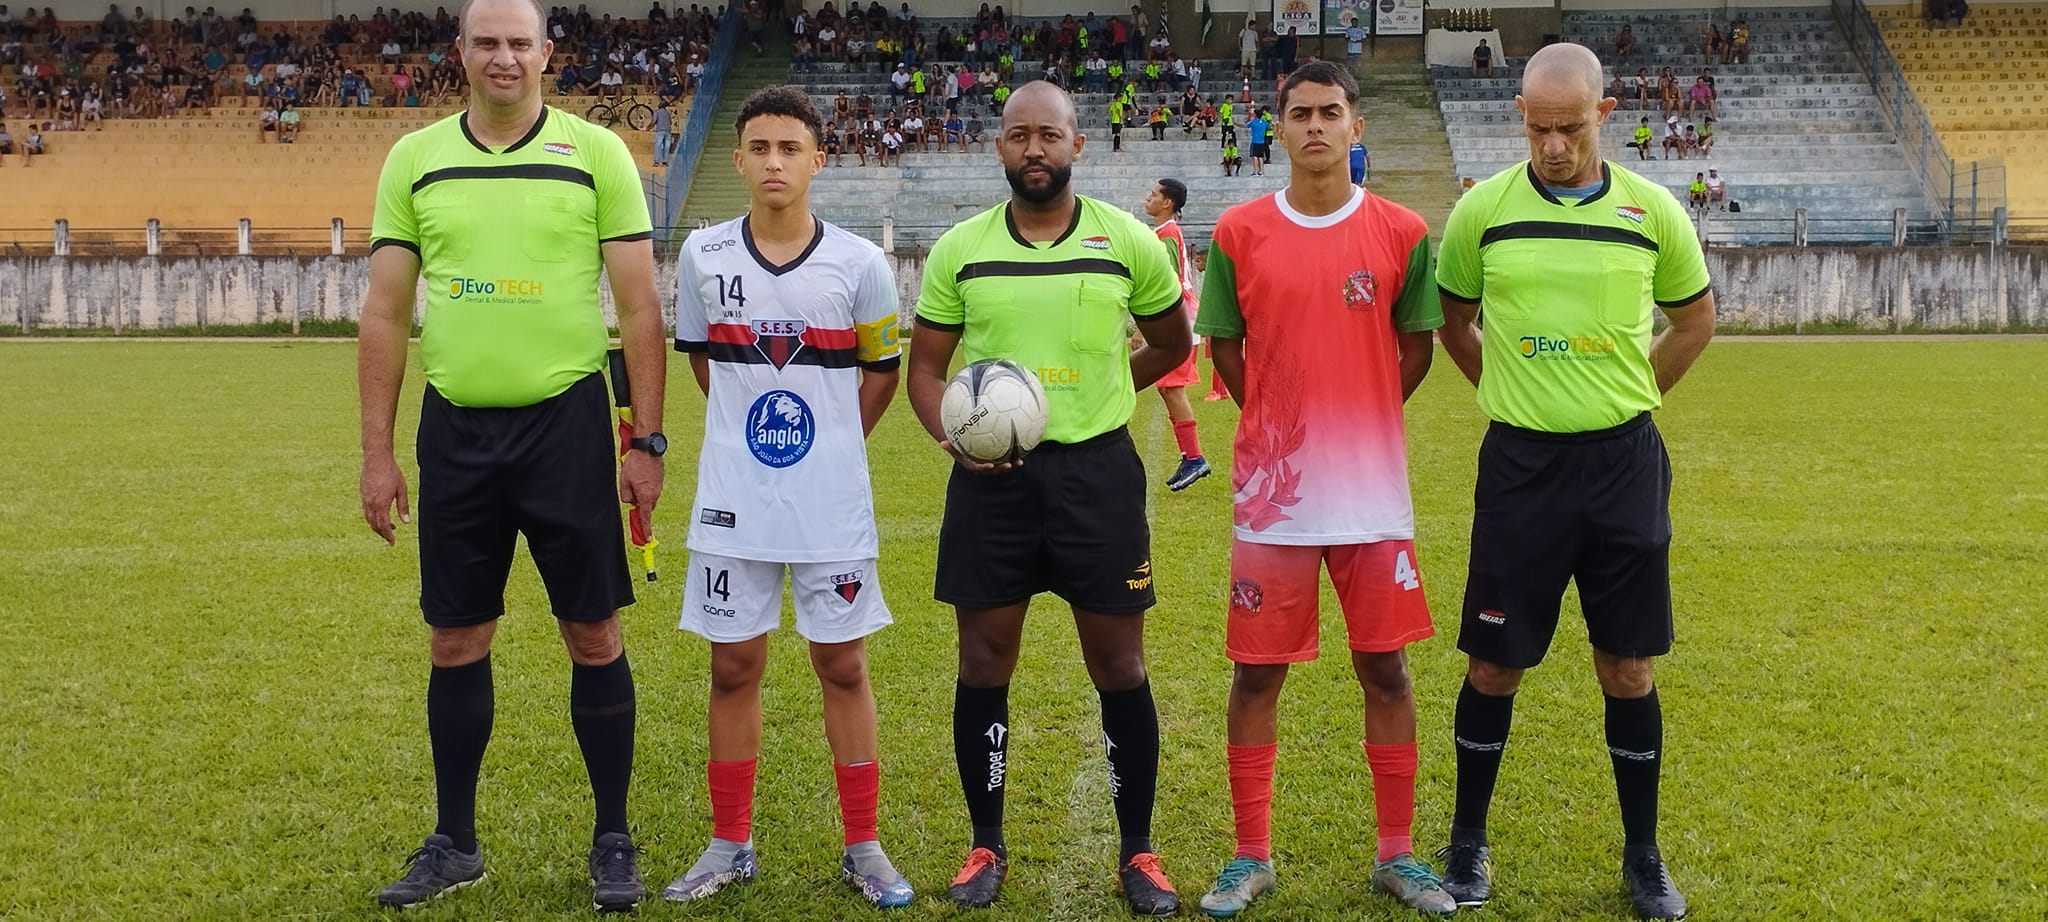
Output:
[747,389,814,468]
[940,358,1049,463]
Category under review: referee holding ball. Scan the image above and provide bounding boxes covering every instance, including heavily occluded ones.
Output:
[356,0,666,910]
[1433,43,1714,921]
[906,81,1191,915]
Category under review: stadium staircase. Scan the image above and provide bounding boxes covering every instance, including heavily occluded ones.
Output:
[1353,58,1461,233]
[1872,2,2048,220]
[675,29,799,228]
[1433,6,1936,243]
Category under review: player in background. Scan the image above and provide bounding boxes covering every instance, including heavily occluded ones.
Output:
[1139,177,1211,491]
[664,85,913,909]
[1193,61,1456,917]
[906,81,1191,916]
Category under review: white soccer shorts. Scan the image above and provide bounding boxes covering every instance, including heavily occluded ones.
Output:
[679,551,892,644]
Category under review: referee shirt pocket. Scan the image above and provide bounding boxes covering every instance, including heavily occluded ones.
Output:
[421,193,471,261]
[1600,253,1654,326]
[522,192,582,262]
[1069,281,1128,355]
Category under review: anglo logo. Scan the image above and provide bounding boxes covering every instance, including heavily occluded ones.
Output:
[745,389,814,468]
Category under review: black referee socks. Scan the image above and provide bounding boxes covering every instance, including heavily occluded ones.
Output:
[1100,679,1162,864]
[570,652,636,844]
[428,655,494,854]
[954,681,1010,856]
[1452,677,1515,836]
[1605,689,1663,849]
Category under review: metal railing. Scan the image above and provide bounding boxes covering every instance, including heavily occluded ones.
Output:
[1829,0,2007,239]
[1694,207,2032,247]
[0,220,371,256]
[659,8,744,236]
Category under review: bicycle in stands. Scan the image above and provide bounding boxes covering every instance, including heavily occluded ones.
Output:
[587,91,655,131]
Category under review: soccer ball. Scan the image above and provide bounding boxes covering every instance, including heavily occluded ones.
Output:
[940,358,1048,463]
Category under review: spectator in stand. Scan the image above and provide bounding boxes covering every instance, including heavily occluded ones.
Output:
[1606,70,1626,107]
[1658,66,1679,116]
[1633,66,1649,109]
[1246,105,1271,176]
[1704,168,1726,209]
[1726,20,1749,64]
[854,89,873,121]
[890,62,911,101]
[1221,135,1240,175]
[651,97,672,167]
[1661,113,1684,159]
[990,79,1008,114]
[1697,115,1715,157]
[1278,26,1298,74]
[881,120,902,165]
[745,0,764,53]
[1685,75,1713,118]
[902,108,925,151]
[392,64,415,106]
[343,67,364,106]
[1147,98,1168,140]
[20,118,41,163]
[1680,123,1699,157]
[963,108,985,151]
[1471,38,1493,78]
[381,37,402,65]
[1238,17,1257,77]
[1626,115,1651,160]
[1344,17,1365,70]
[823,118,844,165]
[684,53,703,93]
[1688,172,1708,216]
[276,99,296,142]
[257,97,276,140]
[80,84,101,128]
[0,121,12,161]
[1703,23,1724,61]
[1147,27,1169,62]
[1084,49,1106,90]
[1614,24,1634,67]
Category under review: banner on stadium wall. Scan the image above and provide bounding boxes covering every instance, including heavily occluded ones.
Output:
[1273,0,1323,36]
[1374,0,1423,35]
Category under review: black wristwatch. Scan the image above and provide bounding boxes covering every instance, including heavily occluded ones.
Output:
[629,431,668,458]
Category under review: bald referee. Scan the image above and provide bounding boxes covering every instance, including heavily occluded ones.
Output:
[907,80,1191,915]
[357,0,666,910]
[1433,43,1713,921]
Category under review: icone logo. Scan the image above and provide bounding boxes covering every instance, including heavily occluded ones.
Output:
[699,238,738,252]
[1518,334,1617,360]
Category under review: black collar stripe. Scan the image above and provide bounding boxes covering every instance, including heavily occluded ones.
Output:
[1479,220,1659,253]
[413,163,595,193]
[742,215,826,276]
[1002,197,1087,248]
[459,106,550,155]
[955,258,1133,284]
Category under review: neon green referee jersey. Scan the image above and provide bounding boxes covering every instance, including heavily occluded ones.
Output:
[371,106,653,408]
[916,195,1182,444]
[1436,162,1711,433]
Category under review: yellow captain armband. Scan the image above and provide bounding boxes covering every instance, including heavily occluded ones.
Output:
[855,313,901,363]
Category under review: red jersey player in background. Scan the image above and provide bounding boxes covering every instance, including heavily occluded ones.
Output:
[1140,177,1212,491]
[1192,61,1456,916]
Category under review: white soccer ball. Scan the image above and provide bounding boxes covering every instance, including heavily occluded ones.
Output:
[940,358,1049,464]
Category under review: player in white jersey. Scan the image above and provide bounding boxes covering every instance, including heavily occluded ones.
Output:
[664,86,913,909]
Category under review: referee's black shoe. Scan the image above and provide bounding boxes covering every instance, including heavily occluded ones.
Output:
[589,832,646,913]
[1436,835,1491,907]
[1622,844,1687,920]
[376,834,485,908]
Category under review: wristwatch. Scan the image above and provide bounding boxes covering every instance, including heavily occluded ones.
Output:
[629,431,668,458]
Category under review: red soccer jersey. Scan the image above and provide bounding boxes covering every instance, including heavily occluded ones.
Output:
[1193,187,1442,544]
[1155,218,1197,319]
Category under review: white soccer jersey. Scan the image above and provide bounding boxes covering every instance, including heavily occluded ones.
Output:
[675,216,901,562]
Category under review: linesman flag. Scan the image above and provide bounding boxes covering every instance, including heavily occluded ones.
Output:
[607,347,659,582]
[1201,0,1214,42]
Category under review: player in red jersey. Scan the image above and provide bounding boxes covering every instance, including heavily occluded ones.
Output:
[1139,177,1211,491]
[1192,61,1455,917]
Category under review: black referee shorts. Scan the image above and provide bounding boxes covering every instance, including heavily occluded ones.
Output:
[416,372,634,627]
[935,426,1156,614]
[1458,412,1673,668]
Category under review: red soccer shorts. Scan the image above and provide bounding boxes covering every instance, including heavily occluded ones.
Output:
[1226,538,1433,664]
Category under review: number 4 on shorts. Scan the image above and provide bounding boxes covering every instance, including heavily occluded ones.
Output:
[1393,550,1420,591]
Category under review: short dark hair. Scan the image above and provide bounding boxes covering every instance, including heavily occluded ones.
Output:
[1277,60,1358,113]
[734,84,825,146]
[1156,177,1186,213]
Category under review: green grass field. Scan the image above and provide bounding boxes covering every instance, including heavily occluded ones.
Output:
[1,340,2043,921]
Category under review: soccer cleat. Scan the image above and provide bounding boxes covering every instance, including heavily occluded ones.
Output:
[1118,852,1181,916]
[840,853,916,908]
[660,843,757,902]
[1622,845,1688,920]
[1437,839,1492,907]
[588,832,645,912]
[1197,855,1275,917]
[375,834,485,908]
[1166,455,1212,491]
[1371,852,1456,915]
[946,847,1007,908]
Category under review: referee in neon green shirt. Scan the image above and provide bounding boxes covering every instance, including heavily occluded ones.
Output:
[356,0,667,910]
[1432,43,1714,921]
[906,81,1191,915]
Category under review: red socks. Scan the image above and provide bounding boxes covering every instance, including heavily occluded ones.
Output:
[707,759,756,842]
[1172,418,1201,458]
[833,760,880,846]
[1226,742,1277,861]
[1365,741,1418,861]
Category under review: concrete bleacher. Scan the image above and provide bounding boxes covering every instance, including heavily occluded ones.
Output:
[1,20,688,250]
[1873,2,2048,218]
[1434,7,1935,242]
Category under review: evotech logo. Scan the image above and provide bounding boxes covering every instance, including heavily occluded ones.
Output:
[1518,334,1617,360]
[449,277,543,301]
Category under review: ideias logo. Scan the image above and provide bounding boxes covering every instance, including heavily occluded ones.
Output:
[1517,334,1617,361]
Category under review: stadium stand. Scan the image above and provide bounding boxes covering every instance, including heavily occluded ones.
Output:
[1434,7,1936,242]
[1872,2,2048,218]
[0,5,707,252]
